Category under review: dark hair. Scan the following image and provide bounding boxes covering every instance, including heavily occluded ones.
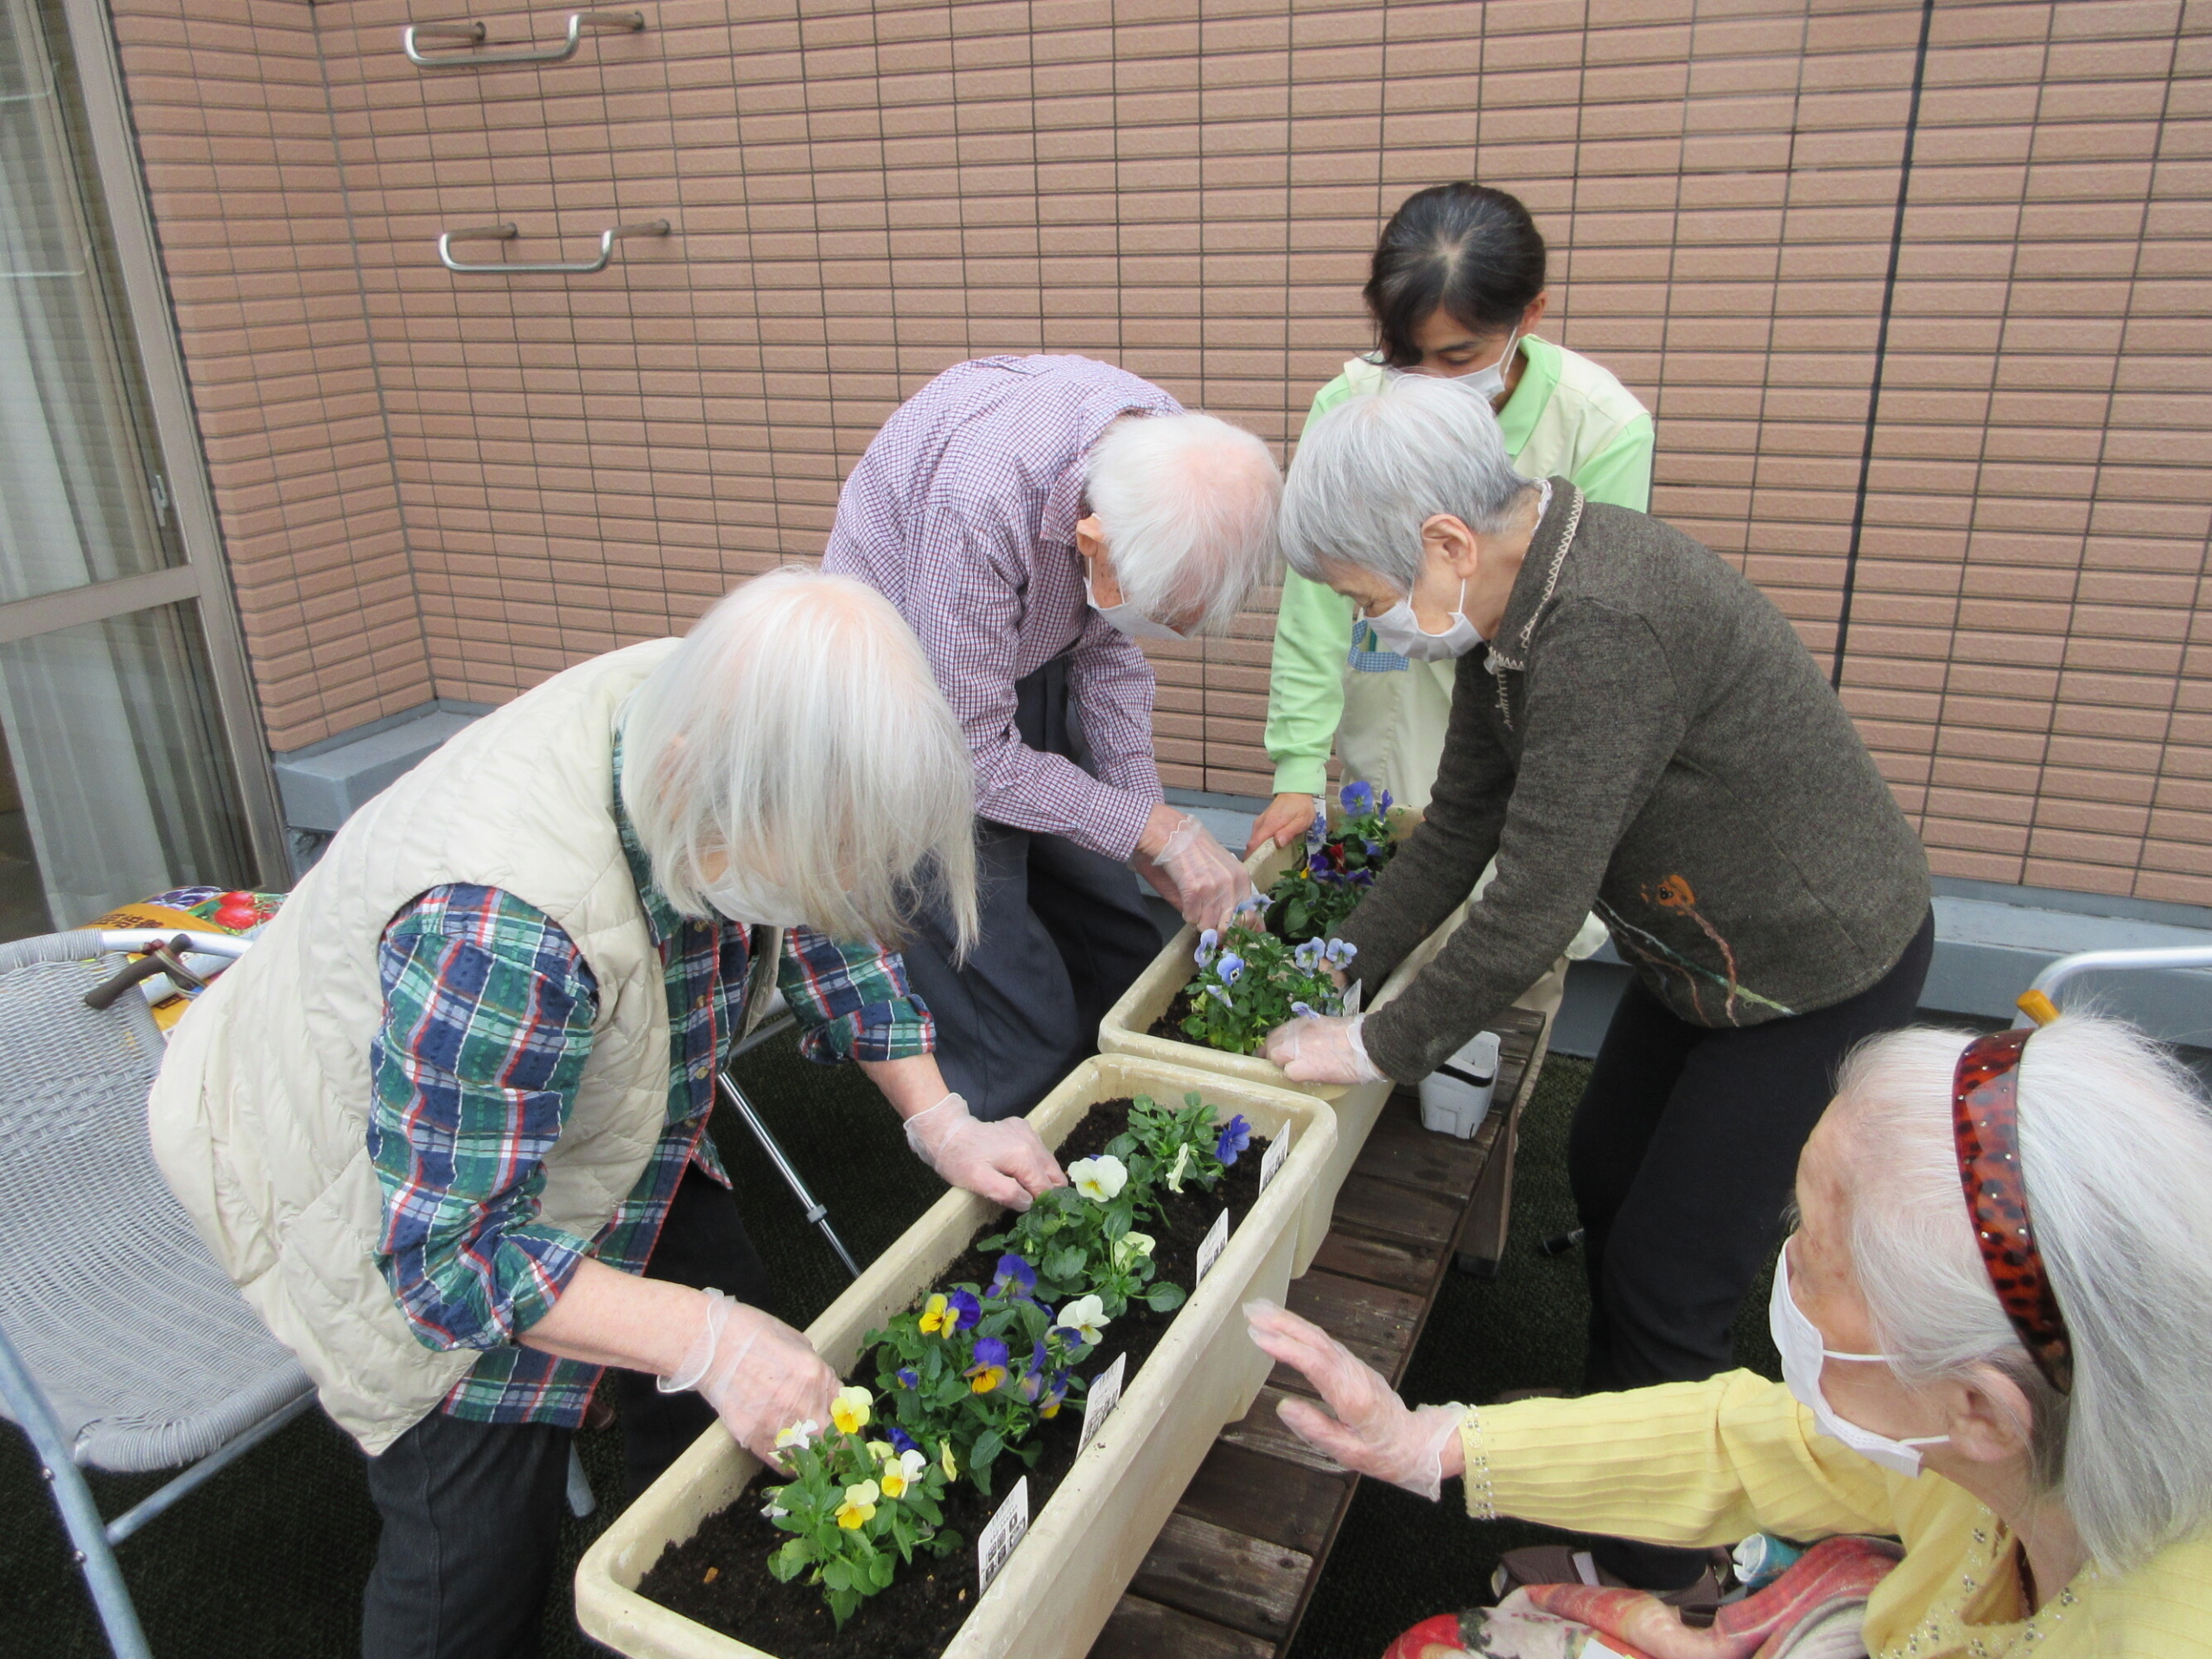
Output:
[1363,183,1547,368]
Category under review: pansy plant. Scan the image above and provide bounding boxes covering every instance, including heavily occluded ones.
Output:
[760,1391,960,1628]
[1182,923,1352,1056]
[1266,781,1397,943]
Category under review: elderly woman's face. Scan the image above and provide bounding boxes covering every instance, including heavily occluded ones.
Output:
[1789,1109,1956,1451]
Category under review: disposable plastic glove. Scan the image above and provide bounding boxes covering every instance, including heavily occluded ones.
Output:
[1149,812,1262,931]
[1263,1012,1386,1085]
[659,1287,840,1469]
[903,1091,1066,1211]
[1244,1300,1465,1500]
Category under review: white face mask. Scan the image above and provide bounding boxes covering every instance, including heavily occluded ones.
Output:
[1364,577,1483,661]
[1086,575,1185,640]
[1387,329,1519,402]
[1770,1243,1949,1478]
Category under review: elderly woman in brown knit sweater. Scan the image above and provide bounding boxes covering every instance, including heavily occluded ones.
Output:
[1262,373,1933,1602]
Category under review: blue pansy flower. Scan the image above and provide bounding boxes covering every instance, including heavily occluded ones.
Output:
[989,1254,1038,1302]
[894,1366,919,1390]
[1215,1114,1252,1166]
[1340,779,1376,817]
[1216,952,1244,988]
[1289,1000,1316,1019]
[965,1337,1009,1394]
[1206,983,1233,1007]
[1294,938,1325,971]
[1378,788,1394,814]
[1325,938,1358,966]
[887,1424,919,1455]
[947,1288,983,1331]
[1194,927,1219,967]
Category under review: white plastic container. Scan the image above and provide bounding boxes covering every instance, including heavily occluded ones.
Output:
[1096,820,1452,1272]
[574,1053,1335,1659]
[1418,1028,1499,1139]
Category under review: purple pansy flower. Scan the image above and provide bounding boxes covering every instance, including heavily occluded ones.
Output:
[887,1424,920,1455]
[989,1254,1038,1302]
[947,1288,983,1331]
[1340,779,1376,817]
[1215,1114,1252,1166]
[894,1366,919,1390]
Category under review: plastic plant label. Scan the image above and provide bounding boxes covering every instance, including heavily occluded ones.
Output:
[976,1474,1030,1595]
[1077,1351,1128,1457]
[1195,1206,1230,1287]
[1258,1120,1292,1198]
[1344,979,1363,1016]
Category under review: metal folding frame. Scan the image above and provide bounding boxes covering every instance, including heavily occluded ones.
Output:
[718,1012,863,1281]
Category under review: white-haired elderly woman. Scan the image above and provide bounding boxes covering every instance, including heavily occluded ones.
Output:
[1264,372,1935,1599]
[823,353,1282,1123]
[150,569,1066,1657]
[1250,1014,2212,1656]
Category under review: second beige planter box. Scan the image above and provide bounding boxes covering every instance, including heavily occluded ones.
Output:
[1096,831,1452,1274]
[575,1052,1335,1659]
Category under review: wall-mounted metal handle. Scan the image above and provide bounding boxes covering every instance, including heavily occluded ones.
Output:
[438,219,669,274]
[404,10,643,67]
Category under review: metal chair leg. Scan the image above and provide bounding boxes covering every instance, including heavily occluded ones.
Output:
[715,1068,863,1281]
[565,1442,596,1518]
[0,1331,153,1659]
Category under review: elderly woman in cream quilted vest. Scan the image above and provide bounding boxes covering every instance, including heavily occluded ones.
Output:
[150,568,1065,1657]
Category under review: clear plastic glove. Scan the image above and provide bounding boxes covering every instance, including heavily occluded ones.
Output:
[1262,1012,1386,1085]
[1245,1300,1465,1500]
[1147,811,1262,931]
[660,1287,840,1469]
[903,1091,1066,1211]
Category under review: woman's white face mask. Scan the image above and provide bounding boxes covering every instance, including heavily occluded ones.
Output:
[1387,329,1519,402]
[1770,1243,1949,1478]
[1365,577,1483,662]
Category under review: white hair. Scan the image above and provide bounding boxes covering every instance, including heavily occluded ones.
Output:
[1084,412,1281,637]
[1278,373,1537,591]
[1831,1016,2212,1574]
[619,566,978,954]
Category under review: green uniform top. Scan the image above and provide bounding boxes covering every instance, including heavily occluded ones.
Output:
[1264,335,1657,795]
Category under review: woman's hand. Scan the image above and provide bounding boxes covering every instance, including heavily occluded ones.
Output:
[1263,1013,1385,1084]
[1245,1300,1465,1499]
[1245,791,1317,856]
[664,1287,842,1470]
[903,1091,1066,1211]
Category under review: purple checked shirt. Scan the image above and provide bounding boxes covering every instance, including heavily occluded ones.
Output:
[822,355,1180,861]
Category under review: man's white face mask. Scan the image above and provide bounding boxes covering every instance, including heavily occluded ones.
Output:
[1770,1243,1949,1478]
[1087,575,1186,640]
[1363,577,1483,662]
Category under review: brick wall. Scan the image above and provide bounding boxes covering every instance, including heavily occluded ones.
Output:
[114,0,2212,898]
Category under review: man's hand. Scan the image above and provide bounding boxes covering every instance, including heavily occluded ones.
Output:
[664,1288,842,1471]
[1262,1012,1385,1084]
[903,1091,1066,1211]
[1245,1300,1465,1500]
[1245,791,1317,856]
[1135,805,1261,931]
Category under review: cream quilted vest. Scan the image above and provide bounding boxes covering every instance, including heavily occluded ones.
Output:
[149,639,681,1454]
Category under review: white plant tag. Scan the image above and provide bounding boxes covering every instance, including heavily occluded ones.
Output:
[1077,1351,1127,1456]
[976,1474,1030,1594]
[1258,1120,1292,1198]
[1195,1206,1230,1287]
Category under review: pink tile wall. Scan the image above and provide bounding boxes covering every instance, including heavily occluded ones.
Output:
[118,0,2212,899]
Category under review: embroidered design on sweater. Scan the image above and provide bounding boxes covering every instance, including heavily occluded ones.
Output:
[1597,880,1795,1027]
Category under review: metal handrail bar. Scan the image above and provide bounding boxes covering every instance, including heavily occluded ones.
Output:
[438,219,669,275]
[2014,944,2212,1027]
[404,9,642,67]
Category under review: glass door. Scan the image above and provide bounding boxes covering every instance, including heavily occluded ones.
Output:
[0,0,279,935]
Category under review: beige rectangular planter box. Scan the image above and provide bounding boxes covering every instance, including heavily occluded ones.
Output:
[1097,830,1452,1274]
[575,1052,1336,1659]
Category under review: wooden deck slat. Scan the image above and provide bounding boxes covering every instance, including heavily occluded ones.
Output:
[1306,1226,1446,1295]
[1127,1511,1313,1640]
[1217,1386,1354,1475]
[1174,1441,1350,1557]
[1091,1594,1277,1659]
[1349,1103,1490,1196]
[1288,1271,1426,1371]
[1328,1173,1464,1248]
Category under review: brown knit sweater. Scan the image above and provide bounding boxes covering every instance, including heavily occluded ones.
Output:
[1340,480,1931,1084]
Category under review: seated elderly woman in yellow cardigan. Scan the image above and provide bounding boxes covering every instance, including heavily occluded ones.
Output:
[1249,1014,2212,1658]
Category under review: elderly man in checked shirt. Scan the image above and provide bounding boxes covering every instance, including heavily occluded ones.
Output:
[150,571,1065,1656]
[823,354,1284,1121]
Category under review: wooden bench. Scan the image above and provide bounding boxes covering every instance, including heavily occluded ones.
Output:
[1090,1003,1554,1658]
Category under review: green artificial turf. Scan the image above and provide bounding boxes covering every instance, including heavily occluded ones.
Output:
[0,1041,1782,1659]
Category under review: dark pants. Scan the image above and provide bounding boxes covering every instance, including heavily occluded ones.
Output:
[898,657,1165,1122]
[1567,909,1934,1588]
[360,1169,771,1659]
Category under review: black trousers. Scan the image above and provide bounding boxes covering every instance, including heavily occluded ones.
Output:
[1567,909,1934,1587]
[359,1168,771,1659]
[897,656,1165,1122]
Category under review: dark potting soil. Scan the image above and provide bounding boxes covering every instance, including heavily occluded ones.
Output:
[638,1097,1271,1659]
[1147,982,1266,1060]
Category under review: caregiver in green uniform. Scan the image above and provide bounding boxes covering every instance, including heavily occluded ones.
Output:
[1249,182,1656,855]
